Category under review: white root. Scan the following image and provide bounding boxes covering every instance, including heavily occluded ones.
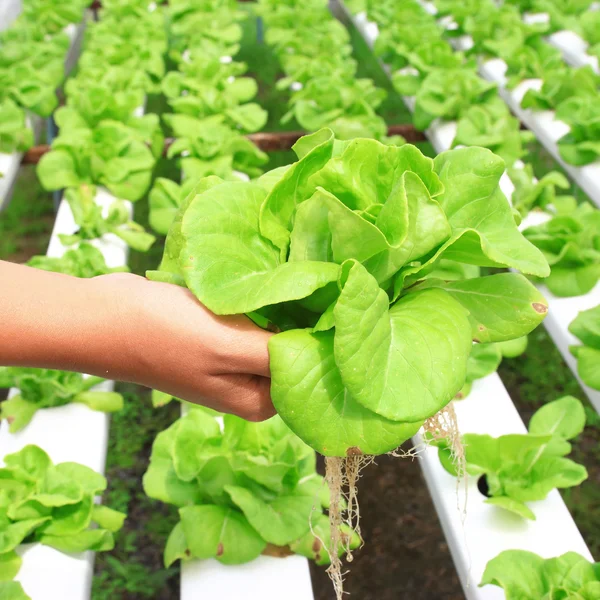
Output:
[323,404,465,599]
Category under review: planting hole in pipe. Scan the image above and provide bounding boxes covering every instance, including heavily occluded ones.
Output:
[477,474,491,498]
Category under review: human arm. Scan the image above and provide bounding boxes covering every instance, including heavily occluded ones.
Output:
[0,260,275,421]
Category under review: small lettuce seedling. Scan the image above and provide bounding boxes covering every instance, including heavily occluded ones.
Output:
[164,114,268,181]
[0,368,123,432]
[149,178,200,236]
[432,396,588,519]
[457,337,528,399]
[143,409,359,567]
[27,243,130,278]
[56,187,155,253]
[521,65,599,112]
[508,164,572,218]
[523,202,600,297]
[569,304,600,391]
[0,445,126,600]
[37,122,158,203]
[0,100,34,154]
[481,550,600,599]
[556,98,600,166]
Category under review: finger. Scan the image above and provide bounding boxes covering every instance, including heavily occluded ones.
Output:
[188,373,276,422]
[216,316,273,378]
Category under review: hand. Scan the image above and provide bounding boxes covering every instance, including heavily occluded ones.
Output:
[0,261,275,423]
[94,273,276,421]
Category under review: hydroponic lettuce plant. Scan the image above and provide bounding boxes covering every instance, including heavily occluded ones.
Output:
[463,4,549,61]
[0,58,62,119]
[54,187,155,252]
[533,0,594,34]
[148,130,549,594]
[458,337,528,399]
[162,56,268,133]
[149,178,199,236]
[523,202,600,297]
[389,41,468,97]
[20,0,87,35]
[169,0,244,53]
[452,104,535,167]
[509,165,572,218]
[27,243,129,278]
[521,65,600,112]
[503,41,563,89]
[164,114,268,180]
[143,409,360,567]
[71,65,153,99]
[431,396,587,519]
[150,130,549,456]
[260,0,349,58]
[481,550,600,599]
[0,25,69,112]
[37,122,158,202]
[431,0,488,35]
[0,445,126,600]
[375,24,447,75]
[412,68,499,130]
[79,14,167,94]
[581,12,600,59]
[55,85,163,159]
[0,368,123,432]
[555,98,600,166]
[282,76,390,141]
[569,304,600,392]
[0,100,33,154]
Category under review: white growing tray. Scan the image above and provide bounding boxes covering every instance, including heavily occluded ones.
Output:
[338,4,595,597]
[0,188,131,600]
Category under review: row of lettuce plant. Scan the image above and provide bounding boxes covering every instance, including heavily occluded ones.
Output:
[35,0,164,249]
[148,0,269,237]
[0,445,127,600]
[506,0,600,60]
[0,2,169,597]
[426,0,600,395]
[255,0,403,144]
[435,0,600,168]
[346,0,538,393]
[344,0,599,595]
[144,0,416,585]
[0,0,88,156]
[360,0,600,369]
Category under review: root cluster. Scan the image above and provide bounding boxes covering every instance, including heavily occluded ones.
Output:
[324,454,373,600]
[322,403,465,599]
